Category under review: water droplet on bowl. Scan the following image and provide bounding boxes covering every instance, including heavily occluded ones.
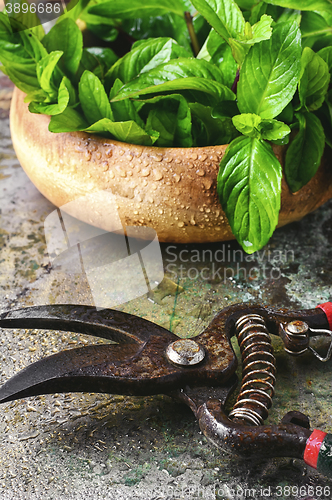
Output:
[151,153,163,162]
[116,166,126,178]
[203,179,212,190]
[153,169,163,181]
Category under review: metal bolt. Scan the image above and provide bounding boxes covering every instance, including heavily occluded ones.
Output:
[285,320,309,337]
[166,339,205,366]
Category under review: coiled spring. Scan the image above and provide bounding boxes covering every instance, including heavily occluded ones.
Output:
[229,314,276,426]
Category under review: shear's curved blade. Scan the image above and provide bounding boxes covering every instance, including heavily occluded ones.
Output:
[0,305,170,343]
[0,341,176,403]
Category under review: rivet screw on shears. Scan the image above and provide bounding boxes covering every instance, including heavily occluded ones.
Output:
[1,301,332,477]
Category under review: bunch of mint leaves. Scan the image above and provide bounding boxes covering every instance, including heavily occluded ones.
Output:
[0,0,331,254]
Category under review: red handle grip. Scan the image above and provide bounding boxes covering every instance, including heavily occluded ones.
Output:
[304,429,332,477]
[316,302,332,330]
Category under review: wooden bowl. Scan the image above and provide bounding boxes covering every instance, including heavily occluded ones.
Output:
[10,87,332,243]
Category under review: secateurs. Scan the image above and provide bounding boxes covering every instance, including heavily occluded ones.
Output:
[1,301,332,477]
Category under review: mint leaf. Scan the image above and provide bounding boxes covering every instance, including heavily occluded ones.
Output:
[190,102,238,145]
[257,119,290,140]
[42,18,83,79]
[298,47,330,111]
[119,12,193,52]
[141,94,193,147]
[89,0,188,19]
[0,11,13,34]
[4,0,44,38]
[212,100,239,119]
[192,2,272,65]
[106,38,191,86]
[197,30,237,88]
[228,39,250,66]
[111,58,235,103]
[232,113,291,140]
[79,70,113,124]
[276,8,302,24]
[49,107,89,133]
[0,65,38,93]
[85,47,118,69]
[85,118,158,146]
[265,0,332,11]
[318,46,332,73]
[237,21,301,119]
[249,2,269,24]
[112,77,235,104]
[29,76,70,115]
[301,11,332,51]
[24,89,48,103]
[109,79,145,126]
[80,47,118,82]
[217,135,282,253]
[1,24,46,63]
[239,15,273,44]
[232,113,262,137]
[0,18,47,91]
[36,51,63,99]
[190,0,245,42]
[285,112,325,192]
[249,14,273,40]
[59,0,90,21]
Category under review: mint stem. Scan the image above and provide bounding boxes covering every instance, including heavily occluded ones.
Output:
[231,69,240,93]
[184,11,200,57]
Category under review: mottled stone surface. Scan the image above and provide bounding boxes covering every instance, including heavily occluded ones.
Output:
[1,74,332,499]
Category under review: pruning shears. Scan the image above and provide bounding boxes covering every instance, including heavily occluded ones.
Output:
[1,301,332,477]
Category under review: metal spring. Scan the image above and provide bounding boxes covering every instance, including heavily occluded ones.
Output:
[228,314,276,426]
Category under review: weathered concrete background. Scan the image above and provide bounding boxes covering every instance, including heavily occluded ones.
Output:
[1,73,332,499]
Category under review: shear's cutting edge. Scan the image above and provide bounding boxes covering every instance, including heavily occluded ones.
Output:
[0,302,332,476]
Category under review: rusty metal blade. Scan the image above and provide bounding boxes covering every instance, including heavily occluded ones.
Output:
[0,305,173,343]
[0,341,179,403]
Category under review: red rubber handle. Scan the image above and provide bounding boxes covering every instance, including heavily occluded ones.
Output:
[316,302,332,330]
[304,429,332,477]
